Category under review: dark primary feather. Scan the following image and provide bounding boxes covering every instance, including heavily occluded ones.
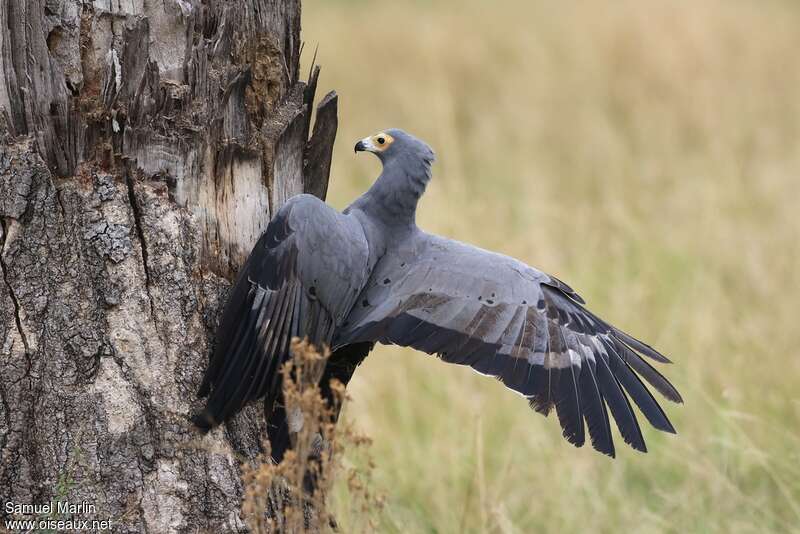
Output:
[196,128,680,464]
[194,194,370,444]
[336,232,682,457]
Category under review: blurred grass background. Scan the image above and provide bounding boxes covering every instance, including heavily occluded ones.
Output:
[300,0,800,532]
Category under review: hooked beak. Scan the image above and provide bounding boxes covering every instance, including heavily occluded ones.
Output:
[354,136,375,154]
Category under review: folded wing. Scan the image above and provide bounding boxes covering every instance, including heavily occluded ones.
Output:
[195,194,370,458]
[336,233,682,456]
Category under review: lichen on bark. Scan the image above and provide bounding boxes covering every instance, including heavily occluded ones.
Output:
[0,0,338,531]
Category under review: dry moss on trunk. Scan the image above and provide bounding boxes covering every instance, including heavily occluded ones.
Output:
[0,0,338,531]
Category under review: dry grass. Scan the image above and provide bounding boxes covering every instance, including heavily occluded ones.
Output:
[300,0,800,532]
[240,339,383,533]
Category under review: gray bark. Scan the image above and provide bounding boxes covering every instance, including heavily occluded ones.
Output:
[0,0,337,532]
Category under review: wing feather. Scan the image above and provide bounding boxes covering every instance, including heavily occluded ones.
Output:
[336,232,680,456]
[608,347,676,434]
[594,346,647,452]
[577,352,615,457]
[613,338,683,403]
[195,195,370,446]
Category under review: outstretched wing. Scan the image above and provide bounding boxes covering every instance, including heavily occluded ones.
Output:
[195,194,370,440]
[336,233,682,457]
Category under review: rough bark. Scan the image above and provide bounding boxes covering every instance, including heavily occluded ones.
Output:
[0,1,337,532]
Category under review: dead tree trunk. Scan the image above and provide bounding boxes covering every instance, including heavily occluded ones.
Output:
[0,0,337,531]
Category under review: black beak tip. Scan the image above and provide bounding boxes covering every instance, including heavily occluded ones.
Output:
[354,140,366,153]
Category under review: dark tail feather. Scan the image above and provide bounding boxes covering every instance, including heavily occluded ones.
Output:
[267,342,374,466]
[266,398,292,463]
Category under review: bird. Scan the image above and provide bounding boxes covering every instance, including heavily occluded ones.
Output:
[194,128,682,461]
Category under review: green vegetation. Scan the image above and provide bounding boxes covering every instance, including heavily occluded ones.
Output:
[303,1,800,531]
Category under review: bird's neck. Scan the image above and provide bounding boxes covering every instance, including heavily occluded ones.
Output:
[354,158,432,229]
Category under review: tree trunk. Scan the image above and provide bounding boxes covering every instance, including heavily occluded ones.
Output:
[0,0,337,531]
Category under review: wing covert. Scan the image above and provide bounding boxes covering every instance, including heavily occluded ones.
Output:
[195,194,370,438]
[336,233,681,456]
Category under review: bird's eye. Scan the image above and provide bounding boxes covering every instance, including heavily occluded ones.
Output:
[377,137,385,145]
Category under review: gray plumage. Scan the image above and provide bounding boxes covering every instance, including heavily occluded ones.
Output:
[195,128,682,460]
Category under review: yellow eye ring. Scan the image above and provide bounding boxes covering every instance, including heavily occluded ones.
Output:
[372,132,394,150]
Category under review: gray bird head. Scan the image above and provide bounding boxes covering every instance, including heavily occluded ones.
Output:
[352,129,436,224]
[354,128,436,166]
